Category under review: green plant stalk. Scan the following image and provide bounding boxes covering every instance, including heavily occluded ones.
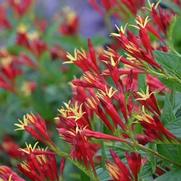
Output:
[134,142,181,168]
[147,66,181,84]
[167,16,181,58]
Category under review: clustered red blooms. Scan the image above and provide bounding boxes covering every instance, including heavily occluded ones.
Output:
[89,0,145,16]
[0,1,76,94]
[58,7,79,36]
[1,1,181,181]
[106,150,143,181]
[15,114,53,144]
[18,143,59,181]
[0,166,24,181]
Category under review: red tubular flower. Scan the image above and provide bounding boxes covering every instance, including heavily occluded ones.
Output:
[29,39,48,57]
[16,24,47,57]
[97,87,126,130]
[174,0,181,6]
[150,2,174,35]
[111,23,161,69]
[66,49,93,72]
[126,152,142,180]
[50,45,67,61]
[0,50,22,92]
[121,0,145,15]
[60,158,66,177]
[101,49,124,90]
[34,19,48,33]
[0,5,12,30]
[107,150,143,181]
[72,71,106,91]
[146,74,169,93]
[18,143,58,181]
[8,0,33,17]
[59,7,79,36]
[0,166,24,181]
[16,25,30,48]
[58,126,99,172]
[65,46,99,73]
[56,102,99,171]
[15,113,52,144]
[136,109,176,142]
[135,16,153,53]
[86,95,114,131]
[89,0,145,17]
[1,135,22,158]
[135,86,160,116]
[82,129,126,142]
[18,53,38,69]
[136,134,152,145]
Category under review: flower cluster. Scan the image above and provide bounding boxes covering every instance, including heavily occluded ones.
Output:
[1,0,181,180]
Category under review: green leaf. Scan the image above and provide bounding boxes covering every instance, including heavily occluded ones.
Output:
[97,168,110,181]
[154,51,181,91]
[138,74,146,91]
[157,144,181,166]
[161,95,176,124]
[166,118,181,138]
[168,16,181,54]
[31,88,54,120]
[174,92,181,119]
[155,169,181,181]
[154,51,181,77]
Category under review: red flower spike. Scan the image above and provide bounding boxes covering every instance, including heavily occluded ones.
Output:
[0,5,12,29]
[72,71,107,91]
[57,126,99,172]
[1,135,22,158]
[135,109,176,142]
[135,16,153,53]
[112,23,161,69]
[88,39,98,71]
[82,129,126,143]
[89,0,145,16]
[15,114,52,144]
[107,150,143,181]
[107,150,131,181]
[136,134,152,145]
[0,166,24,181]
[18,143,59,181]
[18,53,38,69]
[56,101,99,171]
[59,7,79,36]
[126,152,142,181]
[60,158,66,177]
[86,95,114,131]
[121,0,145,15]
[66,47,99,73]
[150,4,174,35]
[146,74,169,93]
[8,0,33,17]
[0,51,23,92]
[174,0,181,6]
[50,45,67,61]
[97,87,126,130]
[135,86,160,115]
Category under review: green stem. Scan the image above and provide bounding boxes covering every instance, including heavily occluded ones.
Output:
[135,143,181,168]
[148,67,181,84]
